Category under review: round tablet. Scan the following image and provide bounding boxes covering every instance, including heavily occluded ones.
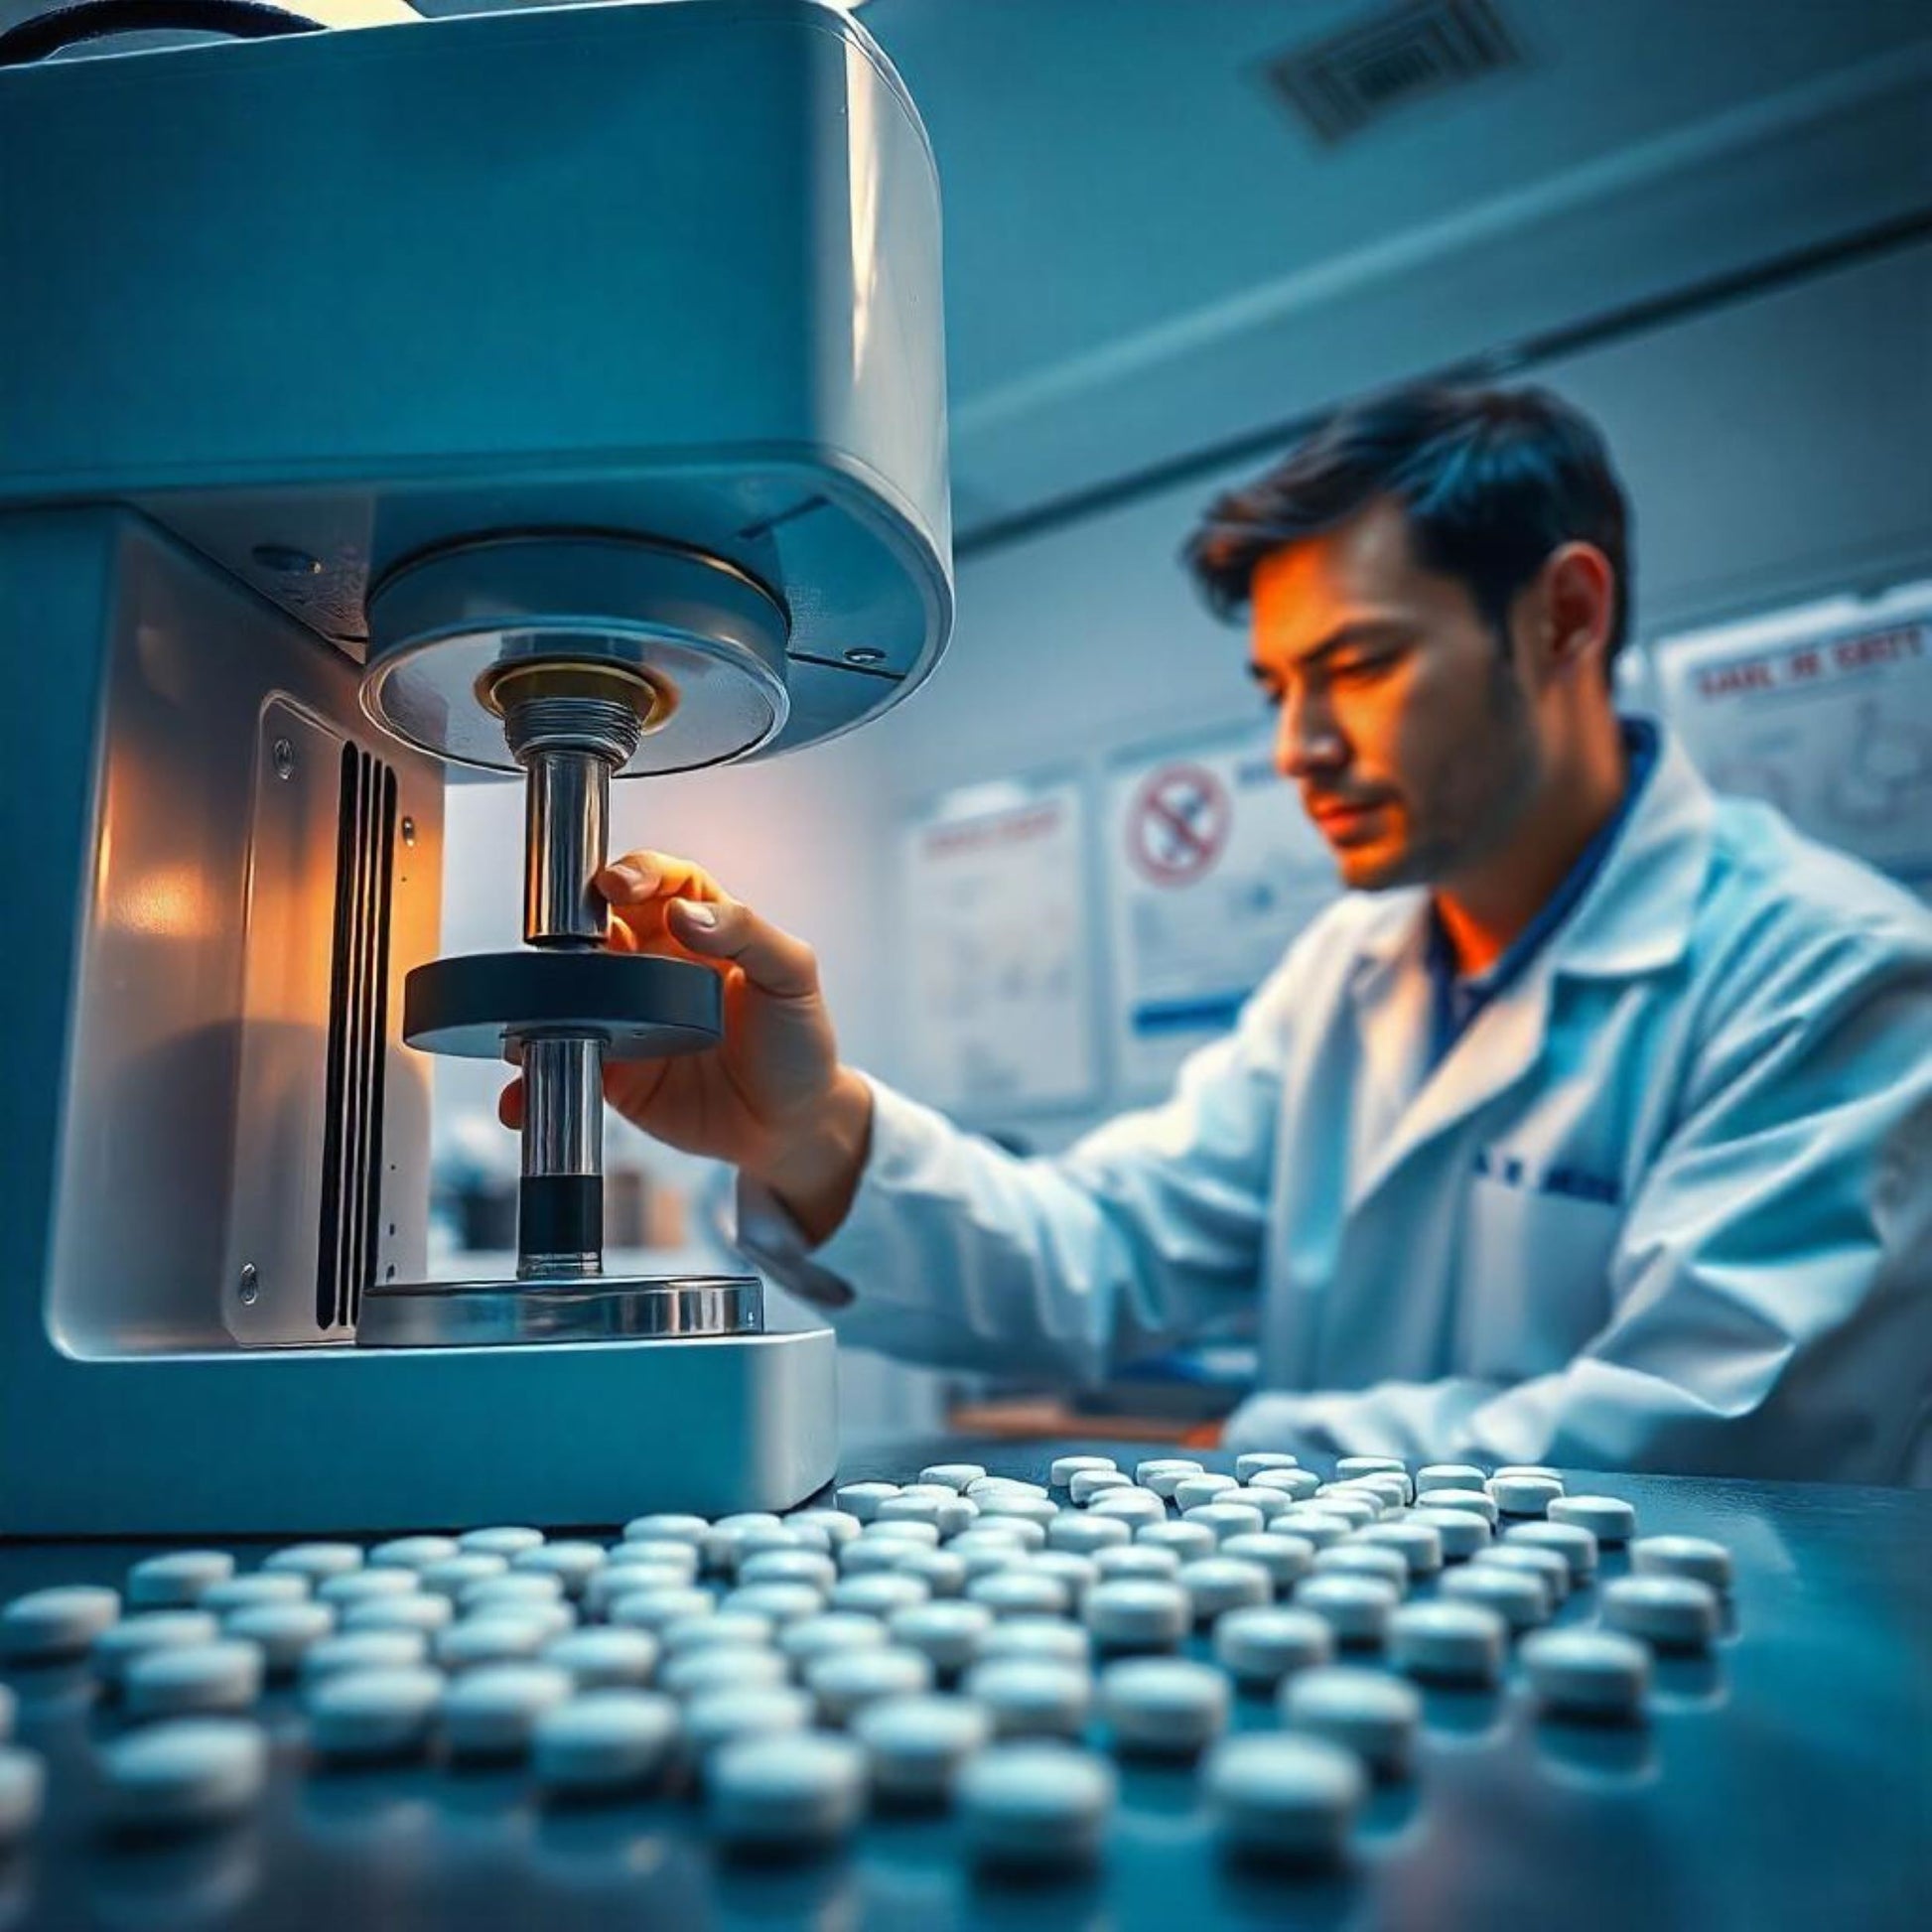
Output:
[262,1543,362,1583]
[94,1611,222,1689]
[968,1476,1050,1504]
[1085,1579,1189,1653]
[369,1535,461,1572]
[1416,1463,1487,1494]
[1205,1731,1364,1864]
[1084,1490,1167,1529]
[2,1584,121,1661]
[967,1570,1070,1621]
[884,1549,968,1602]
[660,1646,790,1703]
[1029,1553,1098,1606]
[1520,1628,1651,1720]
[1219,1532,1316,1590]
[1503,1519,1599,1581]
[318,1569,420,1608]
[543,1627,660,1689]
[421,1555,512,1599]
[1548,1495,1638,1545]
[101,1719,266,1830]
[979,1496,1061,1532]
[1423,1486,1500,1525]
[854,1693,992,1804]
[1249,1467,1323,1502]
[1068,1469,1135,1506]
[512,1541,609,1596]
[962,1517,1046,1553]
[1173,1473,1239,1513]
[839,1539,922,1581]
[1133,1458,1203,1498]
[1356,1520,1444,1579]
[709,1730,868,1853]
[1274,1509,1352,1551]
[830,1573,930,1619]
[1334,1454,1406,1480]
[878,1492,976,1538]
[1220,1484,1293,1523]
[965,1658,1091,1740]
[458,1526,546,1559]
[1095,1545,1182,1585]
[434,1616,552,1672]
[308,1666,444,1761]
[442,1662,575,1759]
[1181,1502,1267,1546]
[787,1509,862,1550]
[1282,1664,1419,1777]
[1488,1474,1565,1517]
[834,1482,899,1524]
[623,1513,710,1548]
[1386,1600,1507,1686]
[1493,1463,1565,1483]
[1213,1605,1335,1687]
[462,1574,564,1617]
[0,1744,45,1848]
[1309,1489,1380,1529]
[740,1550,838,1594]
[1234,1451,1300,1481]
[611,1586,714,1634]
[1051,1454,1118,1489]
[126,1639,264,1720]
[1408,1506,1491,1561]
[1138,1519,1218,1564]
[859,1519,942,1550]
[685,1686,814,1761]
[128,1552,235,1608]
[1471,1543,1572,1603]
[777,1612,887,1668]
[1294,1574,1399,1645]
[226,1600,335,1677]
[1047,1512,1132,1556]
[958,1742,1114,1869]
[662,1611,772,1658]
[301,1629,428,1687]
[1175,1558,1272,1624]
[1630,1535,1732,1593]
[533,1688,681,1793]
[1100,1657,1229,1756]
[345,1593,455,1636]
[1440,1563,1549,1632]
[1600,1575,1722,1651]
[889,1600,995,1675]
[203,1575,309,1614]
[1312,1543,1411,1594]
[806,1646,933,1725]
[590,1559,695,1617]
[919,1462,988,1493]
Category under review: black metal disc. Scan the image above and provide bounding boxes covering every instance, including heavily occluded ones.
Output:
[403,951,723,1060]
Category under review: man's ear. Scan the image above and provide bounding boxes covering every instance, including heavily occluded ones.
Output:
[1537,541,1616,684]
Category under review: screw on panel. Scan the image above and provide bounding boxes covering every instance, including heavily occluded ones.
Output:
[238,1265,260,1306]
[271,738,296,780]
[843,646,887,666]
[252,544,323,577]
[400,817,417,847]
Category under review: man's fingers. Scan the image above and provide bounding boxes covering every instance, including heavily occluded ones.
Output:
[598,851,727,907]
[666,896,819,1000]
[498,1076,524,1129]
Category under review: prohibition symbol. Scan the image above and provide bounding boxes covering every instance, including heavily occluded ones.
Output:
[1129,762,1230,886]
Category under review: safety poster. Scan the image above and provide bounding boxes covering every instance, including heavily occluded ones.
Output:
[900,776,1097,1114]
[1653,579,1932,891]
[1105,726,1340,1097]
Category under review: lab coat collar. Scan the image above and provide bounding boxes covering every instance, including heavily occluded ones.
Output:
[1341,724,1716,1209]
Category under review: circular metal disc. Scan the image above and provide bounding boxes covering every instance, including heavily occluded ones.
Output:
[403,951,722,1060]
[354,1275,763,1349]
[361,534,791,775]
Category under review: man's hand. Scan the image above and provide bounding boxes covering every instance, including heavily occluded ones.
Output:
[497,851,873,1245]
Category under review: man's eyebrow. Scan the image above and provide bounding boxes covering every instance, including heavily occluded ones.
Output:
[1271,620,1413,671]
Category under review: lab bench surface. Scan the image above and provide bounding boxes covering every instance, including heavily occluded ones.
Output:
[1,1440,1927,1932]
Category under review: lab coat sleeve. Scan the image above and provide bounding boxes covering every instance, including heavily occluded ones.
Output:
[1226,909,1932,1482]
[736,968,1298,1383]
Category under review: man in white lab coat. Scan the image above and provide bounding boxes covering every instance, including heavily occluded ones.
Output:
[506,385,1932,1483]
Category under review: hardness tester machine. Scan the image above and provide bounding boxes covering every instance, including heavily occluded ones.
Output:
[0,0,951,1533]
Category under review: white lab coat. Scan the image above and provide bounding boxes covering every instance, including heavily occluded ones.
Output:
[740,732,1932,1483]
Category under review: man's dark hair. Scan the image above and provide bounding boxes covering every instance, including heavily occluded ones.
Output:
[1184,383,1633,677]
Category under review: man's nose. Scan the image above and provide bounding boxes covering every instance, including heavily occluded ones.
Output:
[1276,690,1346,780]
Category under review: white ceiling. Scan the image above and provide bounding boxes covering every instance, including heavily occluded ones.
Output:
[9,0,1930,540]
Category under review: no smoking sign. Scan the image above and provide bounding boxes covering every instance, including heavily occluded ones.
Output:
[1128,762,1230,886]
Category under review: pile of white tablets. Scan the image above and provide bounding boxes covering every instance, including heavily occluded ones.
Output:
[0,1453,1737,1873]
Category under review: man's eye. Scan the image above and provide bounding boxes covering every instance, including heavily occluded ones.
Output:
[1334,655,1394,683]
[1257,685,1285,710]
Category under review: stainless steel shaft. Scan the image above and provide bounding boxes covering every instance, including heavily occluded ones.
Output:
[524,749,612,947]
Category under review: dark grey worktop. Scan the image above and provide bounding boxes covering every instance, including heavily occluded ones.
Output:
[3,1439,1927,1932]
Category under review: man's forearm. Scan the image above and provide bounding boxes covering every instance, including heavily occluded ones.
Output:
[752,1067,875,1247]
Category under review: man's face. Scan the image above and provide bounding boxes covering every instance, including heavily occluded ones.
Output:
[1249,498,1541,892]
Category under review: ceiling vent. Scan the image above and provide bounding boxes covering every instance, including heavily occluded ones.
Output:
[1265,0,1523,145]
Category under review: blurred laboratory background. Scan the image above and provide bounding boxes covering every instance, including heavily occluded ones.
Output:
[376,0,1932,1440]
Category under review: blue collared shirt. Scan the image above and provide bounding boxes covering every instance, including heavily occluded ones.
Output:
[1426,717,1660,1069]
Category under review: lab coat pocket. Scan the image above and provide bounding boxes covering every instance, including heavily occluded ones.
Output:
[1455,1174,1620,1382]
